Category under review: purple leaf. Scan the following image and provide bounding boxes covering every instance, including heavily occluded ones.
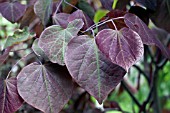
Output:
[135,0,157,10]
[68,9,94,30]
[100,0,113,10]
[0,47,12,65]
[39,19,84,65]
[65,35,126,104]
[96,27,144,71]
[17,62,74,113]
[124,13,170,59]
[0,78,24,113]
[34,0,53,26]
[52,13,70,28]
[0,1,26,22]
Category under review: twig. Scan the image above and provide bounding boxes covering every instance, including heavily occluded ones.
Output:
[121,80,141,108]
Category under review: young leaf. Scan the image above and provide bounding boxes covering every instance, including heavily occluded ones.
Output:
[4,28,35,49]
[100,0,113,10]
[68,9,94,30]
[17,62,74,113]
[96,27,144,71]
[34,0,53,26]
[39,19,84,65]
[52,13,70,28]
[0,1,26,22]
[0,78,24,113]
[0,47,12,65]
[65,35,126,104]
[124,13,170,59]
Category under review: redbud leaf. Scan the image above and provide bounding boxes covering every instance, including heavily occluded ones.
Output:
[17,62,74,113]
[65,35,126,104]
[0,78,24,113]
[39,19,84,65]
[96,27,144,71]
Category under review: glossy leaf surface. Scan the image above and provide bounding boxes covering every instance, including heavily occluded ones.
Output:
[17,62,74,113]
[96,27,144,71]
[124,13,170,59]
[34,0,52,26]
[0,78,23,113]
[39,19,84,65]
[65,35,126,104]
[4,28,35,48]
[0,1,26,22]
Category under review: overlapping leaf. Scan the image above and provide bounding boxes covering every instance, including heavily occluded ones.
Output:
[135,0,157,10]
[124,13,170,59]
[0,1,26,22]
[4,28,35,48]
[100,0,113,10]
[0,47,12,65]
[17,62,74,113]
[68,9,94,30]
[0,78,23,113]
[52,13,70,28]
[39,19,84,65]
[65,35,126,104]
[96,27,144,71]
[34,0,52,26]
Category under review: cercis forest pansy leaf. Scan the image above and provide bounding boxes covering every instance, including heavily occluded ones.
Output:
[34,0,52,26]
[100,0,114,10]
[0,1,26,22]
[124,13,170,59]
[17,62,74,113]
[65,35,126,104]
[39,19,84,65]
[0,47,12,65]
[0,78,24,113]
[96,27,144,71]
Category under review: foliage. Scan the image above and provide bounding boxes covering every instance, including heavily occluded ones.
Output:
[0,0,170,113]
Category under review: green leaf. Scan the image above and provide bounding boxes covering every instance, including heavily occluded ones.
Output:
[4,28,35,49]
[39,19,84,65]
[34,0,53,26]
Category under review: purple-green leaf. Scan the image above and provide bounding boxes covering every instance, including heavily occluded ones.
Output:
[34,0,53,26]
[124,13,170,59]
[39,19,84,65]
[96,27,144,71]
[65,35,126,104]
[100,0,113,10]
[52,13,70,28]
[0,1,26,22]
[17,62,74,113]
[0,47,12,65]
[0,78,24,113]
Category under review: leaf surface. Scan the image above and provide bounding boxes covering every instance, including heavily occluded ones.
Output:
[39,19,84,65]
[96,27,144,71]
[0,1,26,22]
[17,62,74,113]
[4,28,35,48]
[0,78,24,113]
[0,47,12,65]
[34,0,52,26]
[100,0,113,10]
[135,0,157,10]
[65,35,126,104]
[124,13,170,59]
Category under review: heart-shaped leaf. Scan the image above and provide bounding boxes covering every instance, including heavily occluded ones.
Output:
[0,1,26,22]
[4,27,35,48]
[17,62,74,113]
[0,78,24,113]
[124,13,170,59]
[96,27,144,71]
[39,19,84,65]
[65,35,126,104]
[34,0,52,26]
